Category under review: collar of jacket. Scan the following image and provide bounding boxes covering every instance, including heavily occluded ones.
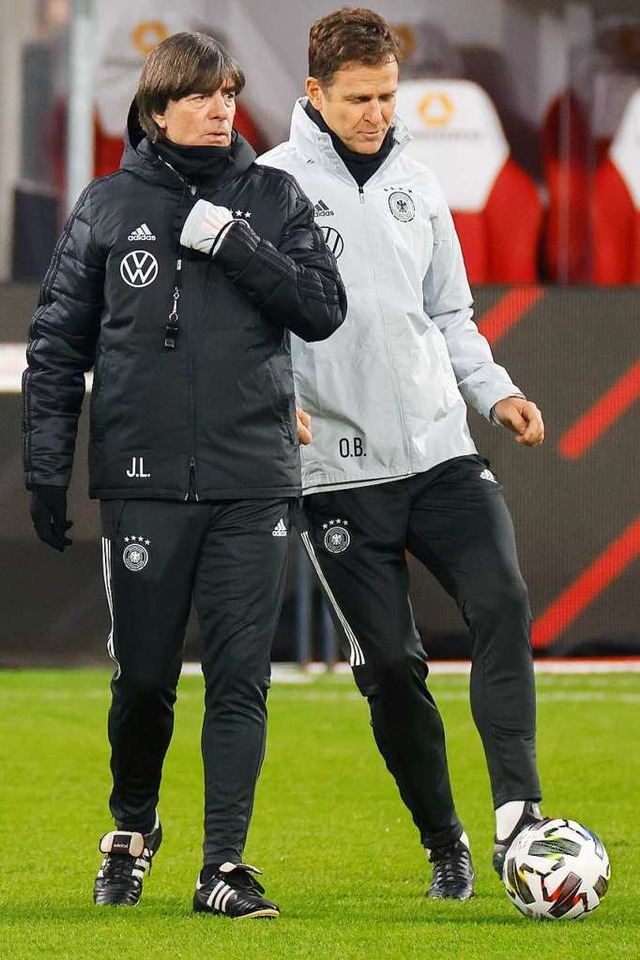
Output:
[118,99,257,192]
[120,135,256,191]
[153,137,235,185]
[287,97,413,186]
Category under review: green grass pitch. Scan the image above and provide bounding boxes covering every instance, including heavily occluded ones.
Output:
[0,668,638,959]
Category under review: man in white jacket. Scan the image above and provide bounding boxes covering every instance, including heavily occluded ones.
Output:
[260,7,545,899]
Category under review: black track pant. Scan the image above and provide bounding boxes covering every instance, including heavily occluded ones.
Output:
[300,456,541,850]
[100,498,292,866]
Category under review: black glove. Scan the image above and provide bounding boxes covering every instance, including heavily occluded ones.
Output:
[30,485,73,552]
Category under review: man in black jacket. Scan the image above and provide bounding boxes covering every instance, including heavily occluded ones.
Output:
[22,32,345,918]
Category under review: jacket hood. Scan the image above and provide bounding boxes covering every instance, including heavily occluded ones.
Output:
[119,98,256,188]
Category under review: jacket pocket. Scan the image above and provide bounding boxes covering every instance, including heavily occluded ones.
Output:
[265,355,296,446]
[90,353,113,442]
[99,499,127,538]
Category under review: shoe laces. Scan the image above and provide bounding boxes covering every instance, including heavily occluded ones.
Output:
[102,847,151,883]
[429,842,471,884]
[202,863,265,895]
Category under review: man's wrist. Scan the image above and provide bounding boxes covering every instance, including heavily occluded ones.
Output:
[490,394,526,425]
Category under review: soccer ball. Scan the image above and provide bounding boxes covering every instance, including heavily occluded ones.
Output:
[503,818,610,920]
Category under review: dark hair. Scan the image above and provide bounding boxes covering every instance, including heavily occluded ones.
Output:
[136,32,245,140]
[308,7,401,88]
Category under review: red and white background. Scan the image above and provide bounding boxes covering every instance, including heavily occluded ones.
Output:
[0,0,638,663]
[4,0,640,283]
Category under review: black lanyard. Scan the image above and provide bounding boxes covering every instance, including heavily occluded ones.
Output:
[165,257,183,350]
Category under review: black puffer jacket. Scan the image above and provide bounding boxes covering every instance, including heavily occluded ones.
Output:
[22,126,346,500]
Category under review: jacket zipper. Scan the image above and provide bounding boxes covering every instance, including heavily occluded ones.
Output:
[357,182,411,468]
[185,183,200,501]
[167,178,200,501]
[185,456,199,501]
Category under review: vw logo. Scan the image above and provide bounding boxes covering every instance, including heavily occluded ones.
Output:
[321,226,344,260]
[120,250,159,288]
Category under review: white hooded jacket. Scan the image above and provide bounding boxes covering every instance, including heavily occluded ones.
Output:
[259,100,523,493]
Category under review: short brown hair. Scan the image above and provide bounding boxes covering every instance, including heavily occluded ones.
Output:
[136,32,245,140]
[308,7,401,88]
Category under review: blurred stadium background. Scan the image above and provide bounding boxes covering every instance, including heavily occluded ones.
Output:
[1,0,639,667]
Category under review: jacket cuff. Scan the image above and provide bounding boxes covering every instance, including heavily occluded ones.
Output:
[210,219,243,258]
[213,218,261,270]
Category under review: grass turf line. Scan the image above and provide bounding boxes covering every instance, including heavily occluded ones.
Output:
[0,669,638,959]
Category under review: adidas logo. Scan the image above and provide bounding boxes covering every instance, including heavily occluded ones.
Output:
[128,223,156,241]
[480,468,498,483]
[272,518,288,537]
[313,199,335,217]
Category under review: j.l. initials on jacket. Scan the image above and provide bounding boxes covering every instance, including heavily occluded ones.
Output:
[126,457,151,479]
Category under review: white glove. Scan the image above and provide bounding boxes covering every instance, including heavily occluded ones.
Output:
[180,199,237,257]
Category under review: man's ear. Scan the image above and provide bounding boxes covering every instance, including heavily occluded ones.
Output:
[152,111,168,131]
[305,76,324,111]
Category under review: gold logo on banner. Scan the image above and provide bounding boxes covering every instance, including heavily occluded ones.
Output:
[131,20,170,56]
[418,92,455,127]
[392,24,416,60]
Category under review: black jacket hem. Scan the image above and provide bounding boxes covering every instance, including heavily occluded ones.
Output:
[91,485,301,501]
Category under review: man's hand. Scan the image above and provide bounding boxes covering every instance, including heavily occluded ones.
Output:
[180,199,237,257]
[492,396,545,446]
[30,485,73,551]
[296,407,312,445]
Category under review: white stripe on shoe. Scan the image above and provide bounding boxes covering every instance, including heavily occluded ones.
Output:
[206,880,224,909]
[214,884,231,912]
[220,889,234,913]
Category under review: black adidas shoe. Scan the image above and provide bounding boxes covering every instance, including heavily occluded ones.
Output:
[193,862,279,919]
[427,839,475,900]
[93,817,162,906]
[493,801,542,878]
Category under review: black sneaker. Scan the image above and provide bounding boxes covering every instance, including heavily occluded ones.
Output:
[193,862,279,919]
[493,801,542,878]
[93,817,162,906]
[427,839,475,900]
